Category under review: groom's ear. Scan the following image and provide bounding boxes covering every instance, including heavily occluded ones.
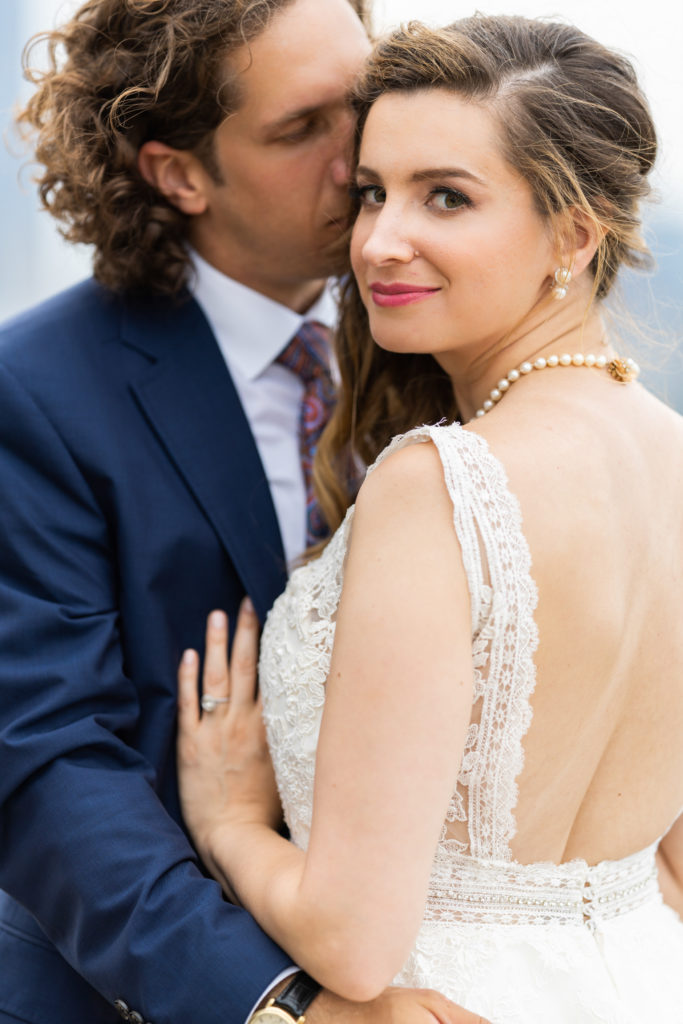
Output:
[137,141,209,216]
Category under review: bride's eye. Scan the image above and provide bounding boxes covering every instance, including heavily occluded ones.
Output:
[429,187,471,211]
[350,183,386,207]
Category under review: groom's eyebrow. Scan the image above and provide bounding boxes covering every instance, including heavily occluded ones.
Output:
[264,104,320,132]
[262,96,350,138]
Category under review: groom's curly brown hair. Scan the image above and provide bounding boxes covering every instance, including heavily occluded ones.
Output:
[18,0,370,296]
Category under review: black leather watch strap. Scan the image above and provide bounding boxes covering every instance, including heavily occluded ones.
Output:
[272,972,322,1019]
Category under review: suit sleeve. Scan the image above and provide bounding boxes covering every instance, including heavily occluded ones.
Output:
[0,362,293,1023]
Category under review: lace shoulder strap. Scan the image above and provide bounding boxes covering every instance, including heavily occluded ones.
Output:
[368,422,539,860]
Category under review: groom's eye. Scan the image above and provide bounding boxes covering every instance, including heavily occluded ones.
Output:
[272,116,319,144]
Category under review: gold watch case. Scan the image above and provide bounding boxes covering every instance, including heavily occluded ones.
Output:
[250,1001,306,1024]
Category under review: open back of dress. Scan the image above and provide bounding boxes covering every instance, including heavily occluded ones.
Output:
[259,421,683,1024]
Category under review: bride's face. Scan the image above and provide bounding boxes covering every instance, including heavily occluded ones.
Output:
[350,88,558,365]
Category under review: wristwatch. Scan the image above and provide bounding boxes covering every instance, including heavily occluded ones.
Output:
[249,972,322,1024]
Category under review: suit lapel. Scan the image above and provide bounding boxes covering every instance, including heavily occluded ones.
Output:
[122,292,287,620]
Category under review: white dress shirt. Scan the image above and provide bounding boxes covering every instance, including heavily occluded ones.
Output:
[190,250,338,568]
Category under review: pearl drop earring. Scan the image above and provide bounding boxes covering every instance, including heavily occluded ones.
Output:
[551,266,572,300]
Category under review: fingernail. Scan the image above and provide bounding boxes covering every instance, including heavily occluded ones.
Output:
[242,597,255,616]
[182,649,197,664]
[210,610,226,629]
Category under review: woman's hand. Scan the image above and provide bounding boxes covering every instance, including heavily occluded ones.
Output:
[177,600,283,872]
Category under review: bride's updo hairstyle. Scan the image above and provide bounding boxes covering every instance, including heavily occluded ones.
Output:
[313,15,657,538]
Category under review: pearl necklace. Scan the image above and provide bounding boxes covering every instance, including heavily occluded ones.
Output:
[472,353,640,419]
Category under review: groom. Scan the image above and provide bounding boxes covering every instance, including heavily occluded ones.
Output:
[0,2,484,1024]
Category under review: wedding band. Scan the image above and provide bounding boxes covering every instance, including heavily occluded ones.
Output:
[200,694,231,713]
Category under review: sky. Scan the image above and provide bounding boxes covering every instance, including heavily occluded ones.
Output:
[1,0,681,322]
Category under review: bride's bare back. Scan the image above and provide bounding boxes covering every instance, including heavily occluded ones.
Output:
[469,369,683,867]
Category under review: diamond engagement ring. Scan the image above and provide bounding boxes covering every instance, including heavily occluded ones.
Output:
[200,694,231,713]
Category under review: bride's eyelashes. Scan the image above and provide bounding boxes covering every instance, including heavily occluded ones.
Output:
[349,183,385,205]
[349,182,473,212]
[428,186,472,211]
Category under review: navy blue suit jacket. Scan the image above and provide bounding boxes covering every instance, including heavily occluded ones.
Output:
[0,280,294,1024]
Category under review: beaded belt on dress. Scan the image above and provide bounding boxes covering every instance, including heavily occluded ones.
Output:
[425,842,660,929]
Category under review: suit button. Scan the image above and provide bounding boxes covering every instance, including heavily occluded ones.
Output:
[113,1001,131,1020]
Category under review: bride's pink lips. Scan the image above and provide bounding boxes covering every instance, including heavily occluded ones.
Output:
[369,282,440,308]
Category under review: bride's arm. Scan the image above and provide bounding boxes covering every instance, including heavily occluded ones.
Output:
[178,442,474,1001]
[657,814,683,919]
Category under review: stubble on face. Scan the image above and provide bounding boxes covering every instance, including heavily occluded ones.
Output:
[190,0,370,310]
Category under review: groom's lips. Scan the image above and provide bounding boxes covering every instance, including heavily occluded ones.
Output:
[369,281,440,308]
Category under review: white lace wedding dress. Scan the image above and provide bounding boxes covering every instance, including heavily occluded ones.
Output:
[259,422,683,1023]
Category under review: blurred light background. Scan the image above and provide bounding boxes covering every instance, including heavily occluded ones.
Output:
[2,0,682,405]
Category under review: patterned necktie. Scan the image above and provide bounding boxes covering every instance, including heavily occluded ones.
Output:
[276,320,335,548]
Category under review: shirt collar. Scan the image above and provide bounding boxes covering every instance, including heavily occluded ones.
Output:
[189,249,338,381]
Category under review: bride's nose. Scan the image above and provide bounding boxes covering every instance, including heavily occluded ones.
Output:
[360,207,417,266]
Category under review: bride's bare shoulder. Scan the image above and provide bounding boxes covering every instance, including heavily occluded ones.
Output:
[359,432,452,508]
[353,430,461,548]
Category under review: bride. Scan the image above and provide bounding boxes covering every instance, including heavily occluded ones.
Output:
[176,15,683,1023]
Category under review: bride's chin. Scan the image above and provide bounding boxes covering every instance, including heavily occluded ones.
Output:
[369,330,437,358]
[370,335,418,356]
[365,319,423,353]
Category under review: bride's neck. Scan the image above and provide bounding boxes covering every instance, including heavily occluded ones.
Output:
[447,290,611,423]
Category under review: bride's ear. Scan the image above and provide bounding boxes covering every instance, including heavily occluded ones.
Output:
[554,206,605,279]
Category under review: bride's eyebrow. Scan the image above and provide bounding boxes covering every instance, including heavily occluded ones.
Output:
[355,165,382,181]
[412,167,486,186]
[354,164,486,187]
